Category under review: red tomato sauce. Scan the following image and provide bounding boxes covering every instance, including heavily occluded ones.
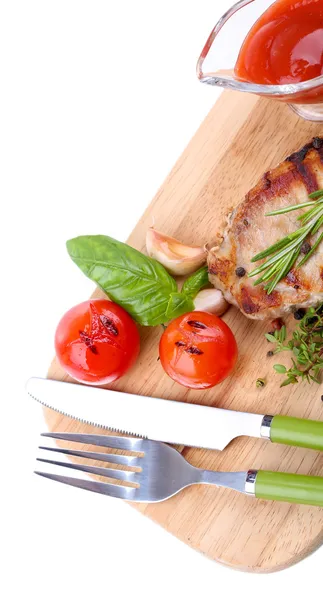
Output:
[235,0,323,87]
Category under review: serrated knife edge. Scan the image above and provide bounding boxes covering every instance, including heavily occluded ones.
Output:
[26,385,145,438]
[26,377,265,450]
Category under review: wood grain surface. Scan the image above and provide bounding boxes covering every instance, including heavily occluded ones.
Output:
[47,91,323,572]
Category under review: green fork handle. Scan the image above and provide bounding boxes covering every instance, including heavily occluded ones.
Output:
[255,471,323,507]
[270,415,323,451]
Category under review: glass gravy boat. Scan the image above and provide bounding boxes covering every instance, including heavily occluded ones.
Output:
[197,0,323,121]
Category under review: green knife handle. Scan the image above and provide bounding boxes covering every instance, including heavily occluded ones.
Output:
[270,415,323,451]
[255,470,323,507]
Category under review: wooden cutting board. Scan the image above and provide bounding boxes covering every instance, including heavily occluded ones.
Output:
[46,91,323,573]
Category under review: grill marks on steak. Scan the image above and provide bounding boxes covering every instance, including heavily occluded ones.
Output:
[207,138,323,320]
[287,137,323,193]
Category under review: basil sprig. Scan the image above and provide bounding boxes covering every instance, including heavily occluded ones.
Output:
[181,265,209,297]
[67,235,208,326]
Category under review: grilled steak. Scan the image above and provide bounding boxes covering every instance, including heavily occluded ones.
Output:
[208,138,323,320]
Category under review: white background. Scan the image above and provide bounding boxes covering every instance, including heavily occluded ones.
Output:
[1,1,321,598]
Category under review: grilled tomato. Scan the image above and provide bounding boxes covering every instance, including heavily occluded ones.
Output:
[159,311,237,389]
[55,299,140,384]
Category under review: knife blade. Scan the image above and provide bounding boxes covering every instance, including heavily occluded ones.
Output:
[26,377,323,452]
[26,377,263,450]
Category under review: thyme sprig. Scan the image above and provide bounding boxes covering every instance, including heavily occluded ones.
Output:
[249,190,323,294]
[265,305,323,386]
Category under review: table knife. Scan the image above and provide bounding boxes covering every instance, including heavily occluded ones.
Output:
[26,377,323,451]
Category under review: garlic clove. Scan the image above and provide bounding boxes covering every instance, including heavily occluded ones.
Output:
[146,228,206,276]
[193,289,229,316]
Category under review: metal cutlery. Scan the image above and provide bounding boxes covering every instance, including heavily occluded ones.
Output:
[35,432,323,506]
[27,377,323,452]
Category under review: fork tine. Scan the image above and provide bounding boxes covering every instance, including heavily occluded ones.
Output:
[36,458,138,482]
[34,471,137,500]
[38,446,141,467]
[41,432,145,452]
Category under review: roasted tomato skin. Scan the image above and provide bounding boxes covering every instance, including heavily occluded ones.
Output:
[55,299,140,385]
[159,311,238,389]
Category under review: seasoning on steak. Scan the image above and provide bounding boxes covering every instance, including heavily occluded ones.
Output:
[208,138,323,320]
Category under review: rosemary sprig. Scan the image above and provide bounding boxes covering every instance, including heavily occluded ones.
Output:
[265,305,323,386]
[249,190,323,294]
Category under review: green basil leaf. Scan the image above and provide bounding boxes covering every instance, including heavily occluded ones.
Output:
[181,265,209,298]
[165,292,194,321]
[66,235,177,326]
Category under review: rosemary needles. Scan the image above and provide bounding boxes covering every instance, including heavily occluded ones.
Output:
[249,189,323,294]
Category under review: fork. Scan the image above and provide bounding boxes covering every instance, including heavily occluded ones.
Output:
[35,432,323,506]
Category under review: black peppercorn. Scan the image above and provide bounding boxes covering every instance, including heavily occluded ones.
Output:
[235,267,246,277]
[313,138,323,150]
[300,241,311,255]
[294,308,306,320]
[267,351,274,357]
